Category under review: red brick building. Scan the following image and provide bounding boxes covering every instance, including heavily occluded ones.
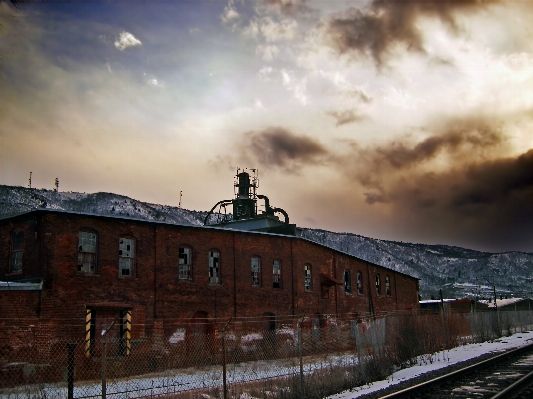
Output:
[1,208,419,356]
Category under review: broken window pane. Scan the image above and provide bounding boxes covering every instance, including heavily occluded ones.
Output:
[78,231,97,273]
[179,247,192,280]
[10,231,24,273]
[119,238,135,276]
[251,257,261,287]
[304,264,312,291]
[273,260,282,289]
[209,251,220,284]
[344,270,351,293]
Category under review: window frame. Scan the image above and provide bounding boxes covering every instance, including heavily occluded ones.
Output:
[385,275,391,296]
[10,230,24,274]
[272,259,282,289]
[251,256,261,287]
[356,271,363,295]
[344,269,352,293]
[118,237,136,277]
[78,230,98,274]
[375,273,381,296]
[208,250,221,285]
[304,264,312,291]
[178,246,193,280]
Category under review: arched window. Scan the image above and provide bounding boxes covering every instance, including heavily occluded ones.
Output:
[251,256,261,287]
[273,260,282,289]
[344,270,352,293]
[179,246,192,280]
[356,271,363,295]
[304,264,312,291]
[376,273,381,296]
[10,231,24,273]
[78,230,97,274]
[385,275,391,296]
[119,237,135,277]
[209,250,220,284]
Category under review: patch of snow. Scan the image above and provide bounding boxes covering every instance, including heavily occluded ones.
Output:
[327,331,533,399]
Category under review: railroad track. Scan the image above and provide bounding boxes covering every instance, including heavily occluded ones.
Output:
[378,341,533,399]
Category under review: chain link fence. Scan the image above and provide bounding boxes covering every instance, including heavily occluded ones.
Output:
[2,309,533,399]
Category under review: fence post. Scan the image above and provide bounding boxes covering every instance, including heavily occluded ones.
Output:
[297,316,304,392]
[102,339,107,399]
[221,318,232,399]
[101,320,116,399]
[66,343,76,399]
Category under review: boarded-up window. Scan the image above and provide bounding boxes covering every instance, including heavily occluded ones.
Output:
[304,264,312,291]
[78,231,97,273]
[209,251,220,284]
[85,308,131,358]
[179,247,192,280]
[10,231,24,273]
[273,260,282,289]
[376,273,381,296]
[119,238,135,276]
[251,257,261,287]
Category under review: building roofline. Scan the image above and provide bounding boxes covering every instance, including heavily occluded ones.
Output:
[0,208,418,280]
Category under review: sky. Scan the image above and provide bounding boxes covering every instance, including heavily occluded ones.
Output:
[1,0,532,253]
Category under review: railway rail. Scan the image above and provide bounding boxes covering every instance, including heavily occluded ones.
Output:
[377,341,533,399]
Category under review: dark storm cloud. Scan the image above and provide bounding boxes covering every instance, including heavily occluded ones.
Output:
[384,149,533,252]
[367,122,502,172]
[347,117,504,203]
[451,149,533,208]
[244,127,328,171]
[333,112,533,252]
[326,109,364,126]
[324,0,497,66]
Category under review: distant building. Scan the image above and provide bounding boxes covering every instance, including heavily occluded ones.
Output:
[480,298,533,311]
[419,298,489,313]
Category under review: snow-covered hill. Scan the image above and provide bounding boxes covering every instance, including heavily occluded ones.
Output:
[2,185,532,300]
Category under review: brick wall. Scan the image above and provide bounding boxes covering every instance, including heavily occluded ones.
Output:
[0,210,420,345]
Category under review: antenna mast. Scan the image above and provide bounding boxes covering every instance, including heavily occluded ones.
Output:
[28,172,32,188]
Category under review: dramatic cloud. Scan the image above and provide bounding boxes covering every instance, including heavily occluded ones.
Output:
[243,127,328,171]
[263,0,313,16]
[323,0,497,66]
[450,149,533,209]
[4,1,533,252]
[114,31,142,51]
[314,111,533,251]
[382,149,533,252]
[366,121,502,173]
[244,17,298,42]
[326,109,364,126]
[256,44,280,60]
[349,116,505,203]
[221,1,240,23]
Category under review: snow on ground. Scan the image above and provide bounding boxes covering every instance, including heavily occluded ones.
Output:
[327,331,533,399]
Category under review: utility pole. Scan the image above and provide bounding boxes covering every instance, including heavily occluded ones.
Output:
[28,172,32,188]
[485,275,498,312]
[54,178,59,192]
[179,191,182,208]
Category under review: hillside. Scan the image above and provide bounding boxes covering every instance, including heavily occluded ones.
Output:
[2,185,532,299]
